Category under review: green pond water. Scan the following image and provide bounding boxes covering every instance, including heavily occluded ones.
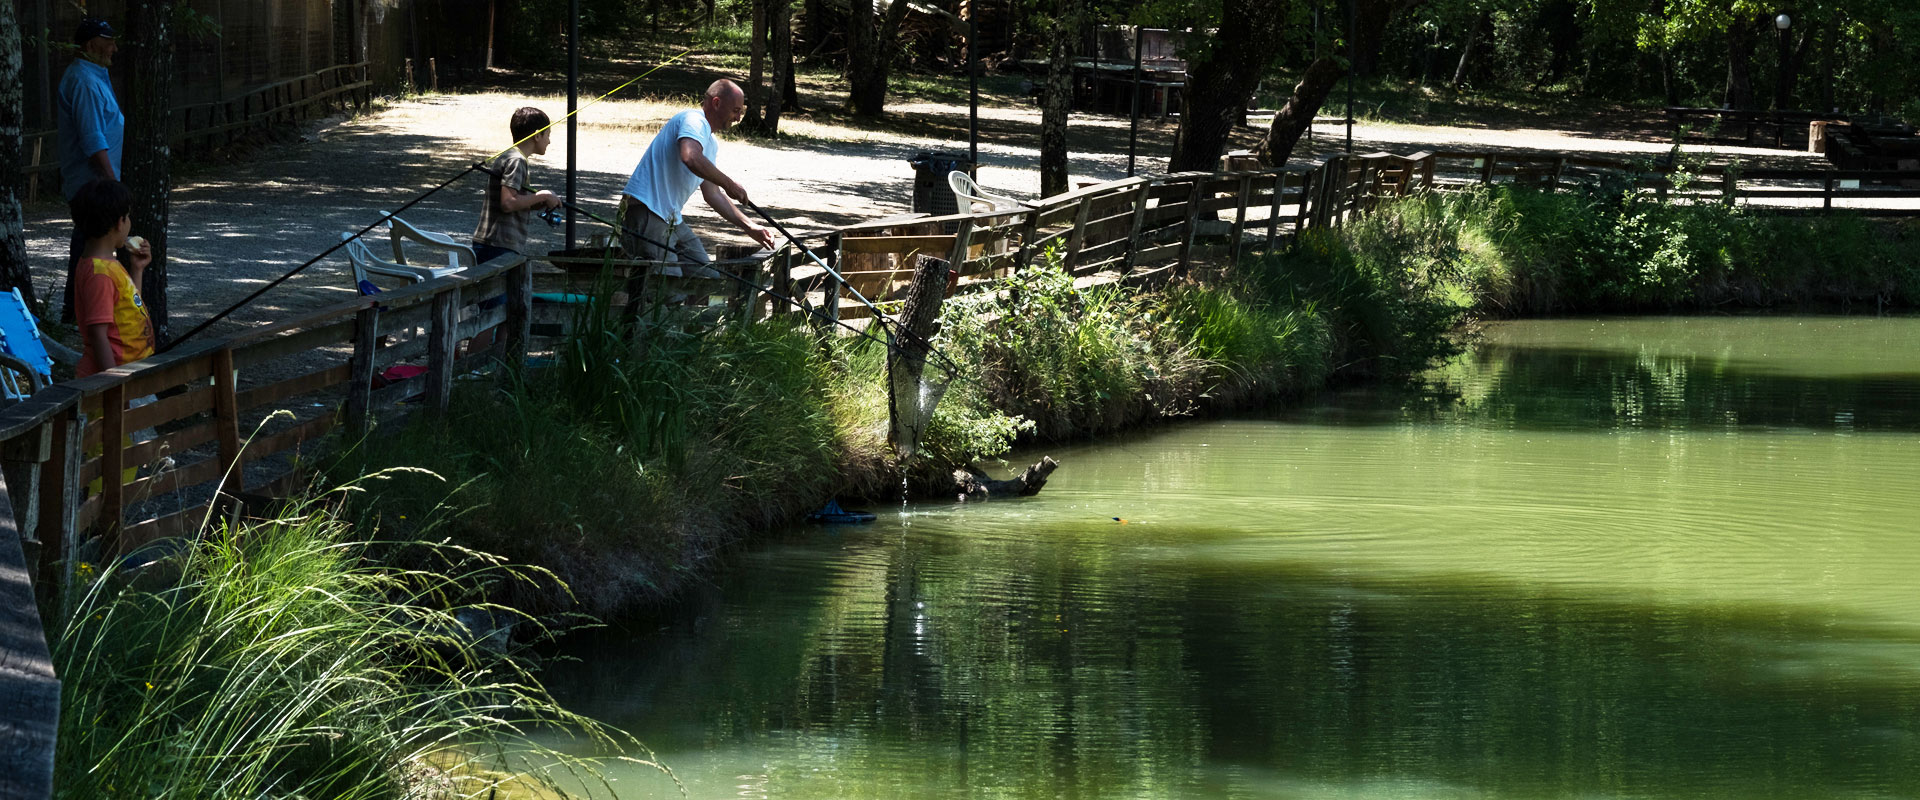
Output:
[548,316,1920,799]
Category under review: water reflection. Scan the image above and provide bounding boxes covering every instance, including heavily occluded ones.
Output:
[549,316,1920,799]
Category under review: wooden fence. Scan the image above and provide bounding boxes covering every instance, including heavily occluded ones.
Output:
[5,146,1920,797]
[23,62,373,201]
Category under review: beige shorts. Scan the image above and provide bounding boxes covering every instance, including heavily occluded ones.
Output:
[617,196,710,276]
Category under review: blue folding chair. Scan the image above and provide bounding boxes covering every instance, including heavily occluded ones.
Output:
[0,288,54,403]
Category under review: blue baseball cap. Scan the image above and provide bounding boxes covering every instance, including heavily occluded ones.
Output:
[73,18,116,46]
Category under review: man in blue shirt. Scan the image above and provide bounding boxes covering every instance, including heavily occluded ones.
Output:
[56,17,125,322]
[617,79,774,268]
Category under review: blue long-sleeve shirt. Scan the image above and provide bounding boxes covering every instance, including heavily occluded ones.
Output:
[55,58,123,201]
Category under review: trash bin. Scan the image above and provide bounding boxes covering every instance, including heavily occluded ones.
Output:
[908,151,975,226]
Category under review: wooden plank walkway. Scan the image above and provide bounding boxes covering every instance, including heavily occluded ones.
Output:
[0,480,57,800]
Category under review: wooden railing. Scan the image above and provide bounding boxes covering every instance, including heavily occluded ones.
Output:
[2,252,531,590]
[23,62,373,200]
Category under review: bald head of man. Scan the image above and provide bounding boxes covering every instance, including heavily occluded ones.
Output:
[702,79,747,131]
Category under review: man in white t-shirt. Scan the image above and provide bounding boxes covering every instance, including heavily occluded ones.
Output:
[618,79,775,268]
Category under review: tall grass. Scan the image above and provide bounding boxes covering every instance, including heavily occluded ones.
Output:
[52,489,658,798]
[934,243,1438,442]
[938,258,1201,439]
[328,273,894,614]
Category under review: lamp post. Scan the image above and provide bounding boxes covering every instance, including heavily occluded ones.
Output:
[1774,13,1791,112]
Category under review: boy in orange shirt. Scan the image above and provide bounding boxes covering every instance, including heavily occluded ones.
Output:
[69,178,154,378]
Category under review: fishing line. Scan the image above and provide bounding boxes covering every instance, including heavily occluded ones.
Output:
[743,200,967,376]
[164,48,697,352]
[508,177,964,376]
[164,164,481,351]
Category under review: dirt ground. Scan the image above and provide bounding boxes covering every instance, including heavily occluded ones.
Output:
[20,58,1835,341]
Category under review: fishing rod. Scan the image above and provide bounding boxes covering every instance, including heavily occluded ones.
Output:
[165,164,481,351]
[741,199,967,376]
[162,48,698,352]
[512,181,963,375]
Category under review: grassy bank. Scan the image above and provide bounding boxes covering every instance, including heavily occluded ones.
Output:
[52,495,651,798]
[323,247,1462,619]
[1348,184,1920,314]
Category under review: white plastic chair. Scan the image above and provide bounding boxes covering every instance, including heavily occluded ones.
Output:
[341,231,460,292]
[948,171,1029,214]
[380,211,476,272]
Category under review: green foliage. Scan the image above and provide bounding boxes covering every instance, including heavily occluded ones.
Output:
[1352,184,1920,315]
[938,256,1197,438]
[52,499,649,798]
[1154,281,1333,394]
[1257,197,1472,377]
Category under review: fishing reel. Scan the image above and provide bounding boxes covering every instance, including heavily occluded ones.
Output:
[538,206,564,227]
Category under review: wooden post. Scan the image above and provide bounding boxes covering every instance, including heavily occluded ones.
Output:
[100,384,126,552]
[1267,172,1284,250]
[427,290,458,412]
[1480,154,1497,185]
[1422,153,1436,189]
[1357,157,1380,212]
[430,57,439,92]
[1297,169,1316,231]
[345,306,379,437]
[1015,209,1041,272]
[2,427,49,562]
[1319,158,1342,228]
[822,233,842,327]
[26,137,42,203]
[735,258,766,329]
[503,259,533,362]
[1123,181,1152,273]
[212,348,242,498]
[1550,156,1567,193]
[1824,174,1835,210]
[1064,197,1094,273]
[1230,174,1252,264]
[35,409,77,590]
[775,247,794,320]
[1177,177,1204,273]
[1722,168,1737,206]
[946,216,976,278]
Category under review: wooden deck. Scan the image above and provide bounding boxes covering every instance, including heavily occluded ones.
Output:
[0,482,57,800]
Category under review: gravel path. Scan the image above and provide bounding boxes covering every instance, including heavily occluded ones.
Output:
[20,79,1843,341]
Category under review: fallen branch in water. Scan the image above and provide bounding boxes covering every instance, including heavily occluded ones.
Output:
[952,456,1059,502]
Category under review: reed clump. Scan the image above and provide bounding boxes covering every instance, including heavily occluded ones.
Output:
[51,488,657,798]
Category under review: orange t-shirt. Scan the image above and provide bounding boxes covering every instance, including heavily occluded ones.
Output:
[74,256,155,378]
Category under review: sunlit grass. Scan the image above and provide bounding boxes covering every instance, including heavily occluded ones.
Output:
[52,484,664,798]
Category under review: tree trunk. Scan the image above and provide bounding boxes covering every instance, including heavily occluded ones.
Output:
[0,0,33,307]
[1451,14,1480,89]
[123,0,176,342]
[1038,0,1081,198]
[1724,18,1756,109]
[1166,0,1287,172]
[744,0,768,131]
[1780,24,1815,112]
[1662,50,1679,106]
[1256,57,1345,167]
[767,0,793,127]
[847,0,913,116]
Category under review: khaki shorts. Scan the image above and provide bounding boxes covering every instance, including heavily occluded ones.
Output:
[617,196,710,276]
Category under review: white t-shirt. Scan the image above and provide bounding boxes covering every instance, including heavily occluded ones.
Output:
[623,109,716,225]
